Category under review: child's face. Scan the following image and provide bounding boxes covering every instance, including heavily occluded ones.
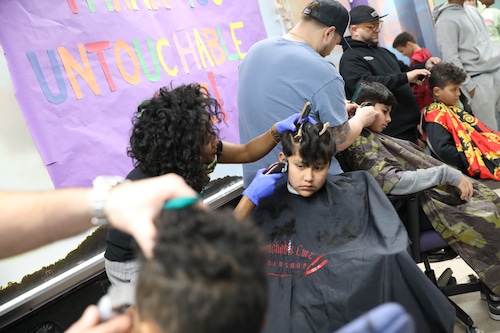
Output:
[367,103,392,133]
[279,150,330,197]
[396,44,413,59]
[201,131,218,163]
[434,83,461,107]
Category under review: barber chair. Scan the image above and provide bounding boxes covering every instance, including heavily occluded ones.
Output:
[389,194,483,333]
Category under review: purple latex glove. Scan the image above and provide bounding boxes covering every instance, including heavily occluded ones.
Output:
[243,168,284,205]
[276,113,317,134]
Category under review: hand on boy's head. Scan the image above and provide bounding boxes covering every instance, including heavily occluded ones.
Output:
[457,176,473,201]
[105,173,199,259]
[407,69,431,85]
[425,57,441,70]
[66,305,132,333]
[276,113,301,134]
[353,104,378,127]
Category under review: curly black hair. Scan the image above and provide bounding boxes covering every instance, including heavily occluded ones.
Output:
[137,207,267,333]
[429,62,466,90]
[281,121,336,165]
[128,83,223,192]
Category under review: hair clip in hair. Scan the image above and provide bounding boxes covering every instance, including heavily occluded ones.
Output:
[319,122,330,136]
[136,108,145,118]
[294,123,304,142]
[296,101,312,126]
[163,194,203,210]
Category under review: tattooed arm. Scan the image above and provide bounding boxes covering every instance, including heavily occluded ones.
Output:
[332,105,378,151]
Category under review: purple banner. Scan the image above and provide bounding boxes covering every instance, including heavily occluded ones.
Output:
[0,0,266,187]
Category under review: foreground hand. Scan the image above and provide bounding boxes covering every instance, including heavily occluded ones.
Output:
[243,168,284,205]
[66,305,132,333]
[456,175,473,201]
[105,173,199,259]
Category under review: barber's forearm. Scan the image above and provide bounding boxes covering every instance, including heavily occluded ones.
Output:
[0,189,92,259]
[233,196,255,221]
[335,116,364,151]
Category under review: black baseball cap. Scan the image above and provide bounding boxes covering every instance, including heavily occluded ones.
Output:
[302,0,351,48]
[349,5,388,25]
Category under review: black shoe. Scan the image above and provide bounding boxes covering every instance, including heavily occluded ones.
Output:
[486,293,500,321]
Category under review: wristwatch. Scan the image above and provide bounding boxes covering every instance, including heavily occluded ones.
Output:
[90,176,126,226]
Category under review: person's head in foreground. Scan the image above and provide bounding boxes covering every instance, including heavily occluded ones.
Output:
[429,62,467,107]
[135,206,267,333]
[129,83,223,192]
[355,81,398,133]
[279,120,336,197]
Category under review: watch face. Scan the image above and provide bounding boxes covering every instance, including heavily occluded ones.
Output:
[93,176,125,188]
[90,176,126,226]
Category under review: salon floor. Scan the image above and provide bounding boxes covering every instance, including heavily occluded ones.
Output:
[424,258,499,333]
[428,186,500,333]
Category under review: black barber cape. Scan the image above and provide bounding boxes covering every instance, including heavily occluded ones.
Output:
[253,171,455,333]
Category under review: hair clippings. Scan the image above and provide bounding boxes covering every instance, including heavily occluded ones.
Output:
[319,122,330,136]
[163,194,203,210]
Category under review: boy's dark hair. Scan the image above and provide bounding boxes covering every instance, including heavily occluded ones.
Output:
[392,31,416,48]
[281,121,336,165]
[128,83,223,192]
[356,81,398,107]
[136,207,267,333]
[429,62,467,90]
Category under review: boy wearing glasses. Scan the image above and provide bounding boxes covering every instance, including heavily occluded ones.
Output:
[339,5,439,145]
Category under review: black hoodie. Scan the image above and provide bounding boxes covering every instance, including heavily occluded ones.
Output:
[339,37,424,144]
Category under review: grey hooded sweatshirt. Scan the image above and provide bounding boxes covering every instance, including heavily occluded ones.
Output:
[433,2,500,93]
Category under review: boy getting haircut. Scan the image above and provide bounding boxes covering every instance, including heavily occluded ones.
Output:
[244,117,456,333]
[428,61,467,90]
[423,62,500,180]
[338,81,500,305]
[136,207,267,333]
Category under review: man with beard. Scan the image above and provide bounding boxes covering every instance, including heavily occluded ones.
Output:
[339,5,439,144]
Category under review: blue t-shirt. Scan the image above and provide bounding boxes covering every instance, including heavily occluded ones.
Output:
[237,37,348,187]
